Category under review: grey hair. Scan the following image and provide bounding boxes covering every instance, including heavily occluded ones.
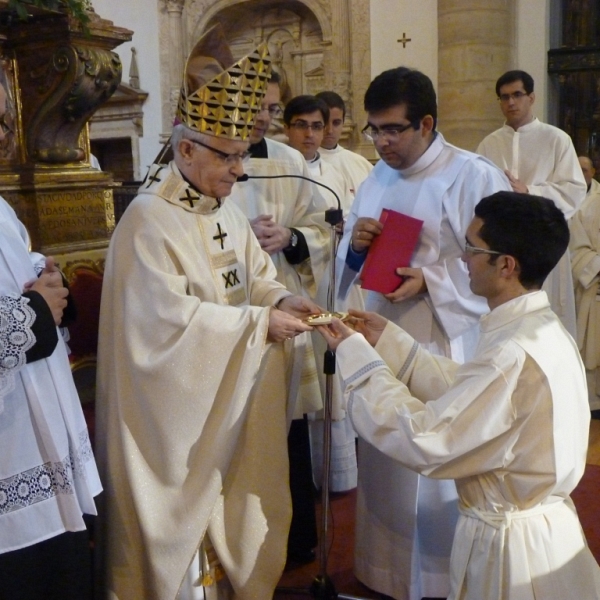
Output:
[171,124,209,157]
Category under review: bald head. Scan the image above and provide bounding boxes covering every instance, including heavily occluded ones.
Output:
[579,156,596,189]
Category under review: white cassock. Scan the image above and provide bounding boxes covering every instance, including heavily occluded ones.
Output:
[319,144,373,198]
[97,161,294,600]
[0,198,101,555]
[337,291,600,600]
[337,133,511,600]
[477,118,586,336]
[569,177,600,410]
[228,138,329,417]
[306,153,360,492]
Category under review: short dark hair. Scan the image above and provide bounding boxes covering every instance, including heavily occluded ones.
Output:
[495,70,534,97]
[474,192,569,289]
[316,91,345,119]
[364,67,437,131]
[283,95,330,126]
[269,71,281,85]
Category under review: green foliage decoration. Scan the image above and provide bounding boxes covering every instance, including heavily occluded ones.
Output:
[6,0,90,29]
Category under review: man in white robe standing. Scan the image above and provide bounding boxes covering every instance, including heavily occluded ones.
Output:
[284,94,358,493]
[477,69,586,336]
[96,27,321,600]
[316,90,373,199]
[321,191,600,600]
[570,155,600,414]
[0,82,101,600]
[228,76,330,566]
[336,66,510,600]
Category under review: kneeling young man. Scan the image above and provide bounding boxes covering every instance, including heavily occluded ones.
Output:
[320,191,600,599]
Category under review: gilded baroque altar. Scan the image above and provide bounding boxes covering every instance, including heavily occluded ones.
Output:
[0,2,131,256]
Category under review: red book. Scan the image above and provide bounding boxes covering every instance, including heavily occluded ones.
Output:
[360,209,424,294]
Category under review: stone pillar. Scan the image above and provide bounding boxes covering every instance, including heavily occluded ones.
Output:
[438,0,515,151]
[164,0,185,122]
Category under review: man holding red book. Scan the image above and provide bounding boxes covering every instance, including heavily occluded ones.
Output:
[336,67,510,600]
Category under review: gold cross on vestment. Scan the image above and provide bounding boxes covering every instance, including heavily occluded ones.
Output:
[397,33,412,48]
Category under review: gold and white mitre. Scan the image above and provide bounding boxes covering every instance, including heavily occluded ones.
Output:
[176,24,272,141]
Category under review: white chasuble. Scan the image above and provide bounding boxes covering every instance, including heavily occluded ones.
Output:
[570,177,600,410]
[336,134,511,600]
[97,162,292,600]
[338,291,600,600]
[477,118,587,336]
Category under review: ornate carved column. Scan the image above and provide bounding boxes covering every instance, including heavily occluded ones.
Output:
[438,0,515,150]
[165,0,186,118]
[0,6,132,254]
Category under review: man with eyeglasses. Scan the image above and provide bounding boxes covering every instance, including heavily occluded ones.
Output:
[477,69,586,337]
[283,94,361,496]
[228,80,335,567]
[97,29,323,600]
[336,66,510,600]
[320,191,600,600]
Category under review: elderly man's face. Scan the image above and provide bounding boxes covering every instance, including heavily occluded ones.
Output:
[177,134,249,198]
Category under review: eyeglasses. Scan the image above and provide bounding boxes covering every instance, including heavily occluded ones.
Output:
[0,115,12,135]
[189,139,251,164]
[258,104,283,117]
[361,122,416,142]
[289,120,325,132]
[463,241,503,256]
[497,91,530,103]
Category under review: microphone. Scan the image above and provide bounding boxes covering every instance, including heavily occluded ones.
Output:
[236,172,343,226]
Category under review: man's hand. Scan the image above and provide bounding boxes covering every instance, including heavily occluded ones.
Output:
[26,256,68,325]
[250,214,292,255]
[267,307,313,343]
[504,170,528,194]
[316,318,357,351]
[345,309,388,347]
[384,267,427,303]
[350,217,383,253]
[277,295,322,320]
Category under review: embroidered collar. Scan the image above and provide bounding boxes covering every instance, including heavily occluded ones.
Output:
[139,161,223,215]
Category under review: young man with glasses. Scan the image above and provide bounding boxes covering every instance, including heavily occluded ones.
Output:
[321,191,600,600]
[477,69,586,336]
[284,94,361,496]
[336,66,510,600]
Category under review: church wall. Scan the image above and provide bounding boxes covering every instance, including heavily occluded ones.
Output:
[515,0,550,123]
[87,0,554,173]
[369,0,438,89]
[90,0,163,177]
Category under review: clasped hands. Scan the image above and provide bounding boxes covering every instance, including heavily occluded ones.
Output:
[250,214,292,255]
[23,257,68,325]
[351,217,427,302]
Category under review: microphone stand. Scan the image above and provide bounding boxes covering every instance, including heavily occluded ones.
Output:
[240,173,368,599]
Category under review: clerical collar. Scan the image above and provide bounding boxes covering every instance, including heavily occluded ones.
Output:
[399,132,443,177]
[180,170,219,202]
[249,137,268,159]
